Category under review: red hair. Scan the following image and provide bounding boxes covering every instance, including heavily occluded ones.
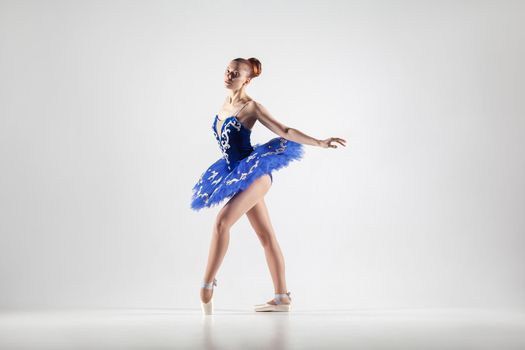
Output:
[234,57,262,78]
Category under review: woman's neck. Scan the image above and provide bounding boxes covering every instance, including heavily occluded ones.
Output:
[227,89,250,105]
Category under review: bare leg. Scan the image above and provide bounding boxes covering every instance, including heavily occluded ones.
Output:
[246,198,291,305]
[200,174,273,303]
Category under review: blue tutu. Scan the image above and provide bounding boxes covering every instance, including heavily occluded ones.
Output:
[190,114,305,211]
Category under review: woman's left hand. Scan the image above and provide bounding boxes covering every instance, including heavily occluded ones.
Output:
[318,137,347,149]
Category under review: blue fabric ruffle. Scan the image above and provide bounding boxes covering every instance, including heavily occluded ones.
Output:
[191,137,304,211]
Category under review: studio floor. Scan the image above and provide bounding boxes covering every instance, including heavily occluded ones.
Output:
[1,308,524,350]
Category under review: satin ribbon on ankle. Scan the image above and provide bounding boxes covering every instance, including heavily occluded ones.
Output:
[202,278,217,289]
[274,291,291,305]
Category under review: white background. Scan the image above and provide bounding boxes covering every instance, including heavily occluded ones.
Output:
[1,0,524,311]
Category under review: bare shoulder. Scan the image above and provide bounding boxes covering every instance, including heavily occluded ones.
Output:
[250,100,270,117]
[239,99,258,116]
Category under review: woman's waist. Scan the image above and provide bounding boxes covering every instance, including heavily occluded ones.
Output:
[222,145,254,160]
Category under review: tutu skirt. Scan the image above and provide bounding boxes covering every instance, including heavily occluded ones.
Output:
[190,137,304,211]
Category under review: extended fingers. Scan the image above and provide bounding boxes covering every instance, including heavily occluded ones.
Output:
[335,138,346,147]
[329,137,347,148]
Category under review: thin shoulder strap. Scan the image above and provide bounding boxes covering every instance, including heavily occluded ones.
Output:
[233,100,252,117]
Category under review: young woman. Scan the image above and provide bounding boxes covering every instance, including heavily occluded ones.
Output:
[190,57,347,314]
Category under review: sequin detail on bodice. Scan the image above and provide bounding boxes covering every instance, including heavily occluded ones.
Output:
[212,116,254,171]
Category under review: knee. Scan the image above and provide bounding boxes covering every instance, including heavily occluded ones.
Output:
[257,232,276,248]
[214,217,230,235]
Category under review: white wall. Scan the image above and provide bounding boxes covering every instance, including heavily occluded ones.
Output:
[1,0,524,310]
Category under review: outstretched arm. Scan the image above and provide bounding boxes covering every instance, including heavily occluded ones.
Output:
[253,102,347,149]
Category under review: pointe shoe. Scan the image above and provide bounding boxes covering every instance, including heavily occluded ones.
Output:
[254,291,292,312]
[200,278,217,315]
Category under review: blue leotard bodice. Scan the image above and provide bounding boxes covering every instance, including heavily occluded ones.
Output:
[212,115,254,171]
[191,105,305,211]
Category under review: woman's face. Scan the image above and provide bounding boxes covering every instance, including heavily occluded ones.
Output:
[224,61,251,90]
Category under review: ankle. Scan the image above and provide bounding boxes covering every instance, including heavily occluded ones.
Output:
[202,278,217,289]
[274,291,292,304]
[200,278,217,303]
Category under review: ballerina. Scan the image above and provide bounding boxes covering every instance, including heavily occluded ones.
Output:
[191,57,347,314]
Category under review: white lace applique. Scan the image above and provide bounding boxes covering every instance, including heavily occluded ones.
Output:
[225,159,260,185]
[246,152,258,162]
[260,138,287,157]
[207,170,219,180]
[211,176,222,186]
[220,119,241,166]
[194,185,209,203]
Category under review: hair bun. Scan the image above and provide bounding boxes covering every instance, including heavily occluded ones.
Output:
[247,57,262,78]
